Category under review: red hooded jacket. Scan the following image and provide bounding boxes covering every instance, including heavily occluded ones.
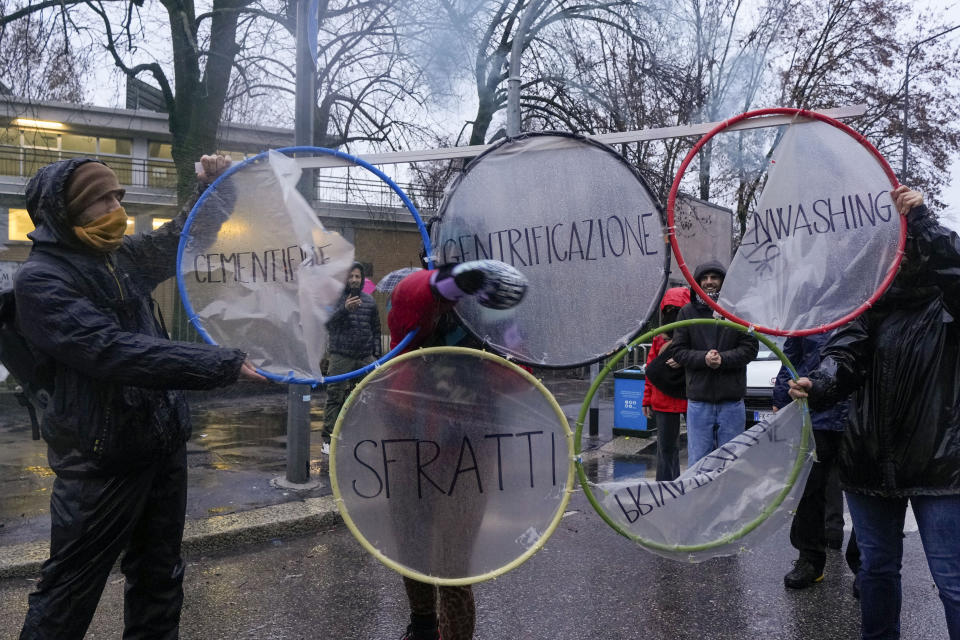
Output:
[388,269,453,351]
[642,287,690,414]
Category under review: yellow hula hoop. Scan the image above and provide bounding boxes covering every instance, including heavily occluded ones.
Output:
[329,345,576,585]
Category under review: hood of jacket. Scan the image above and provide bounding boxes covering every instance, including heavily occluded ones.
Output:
[873,264,942,314]
[693,260,727,283]
[25,157,109,253]
[660,286,691,310]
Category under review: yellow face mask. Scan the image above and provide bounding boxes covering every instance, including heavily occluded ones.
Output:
[73,207,128,252]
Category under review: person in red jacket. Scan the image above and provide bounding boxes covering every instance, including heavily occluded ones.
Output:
[642,286,691,481]
[387,259,527,640]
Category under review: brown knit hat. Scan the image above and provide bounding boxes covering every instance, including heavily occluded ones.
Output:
[65,162,125,221]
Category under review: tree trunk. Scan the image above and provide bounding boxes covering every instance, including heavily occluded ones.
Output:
[163,0,245,205]
[469,91,498,146]
[171,122,217,204]
[698,139,712,201]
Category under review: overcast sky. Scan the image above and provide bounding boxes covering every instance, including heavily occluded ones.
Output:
[922,1,960,230]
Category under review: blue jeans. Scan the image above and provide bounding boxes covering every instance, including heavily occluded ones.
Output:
[846,492,960,639]
[685,400,745,464]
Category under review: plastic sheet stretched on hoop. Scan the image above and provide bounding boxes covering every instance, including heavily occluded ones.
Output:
[717,119,901,332]
[667,109,904,336]
[575,319,812,561]
[178,150,354,380]
[586,401,813,562]
[330,347,575,585]
[432,133,669,367]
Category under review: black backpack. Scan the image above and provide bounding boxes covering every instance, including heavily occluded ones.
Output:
[644,341,687,399]
[0,288,54,439]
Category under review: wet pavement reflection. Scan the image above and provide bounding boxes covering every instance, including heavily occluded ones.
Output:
[0,376,664,547]
[0,390,331,546]
[581,447,691,485]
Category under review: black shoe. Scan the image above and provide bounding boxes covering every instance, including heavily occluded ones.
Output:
[784,558,824,589]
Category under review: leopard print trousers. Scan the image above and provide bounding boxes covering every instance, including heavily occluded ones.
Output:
[403,577,476,640]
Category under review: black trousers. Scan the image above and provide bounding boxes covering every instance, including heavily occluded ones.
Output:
[654,411,682,482]
[825,464,845,540]
[790,430,860,573]
[20,444,188,640]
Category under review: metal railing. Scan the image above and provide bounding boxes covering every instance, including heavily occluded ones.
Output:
[0,145,443,211]
[0,144,179,189]
[312,173,443,214]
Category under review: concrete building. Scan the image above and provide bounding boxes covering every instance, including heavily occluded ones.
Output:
[0,96,429,339]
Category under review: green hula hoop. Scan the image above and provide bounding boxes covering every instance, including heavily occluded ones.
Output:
[575,318,812,553]
[330,346,576,586]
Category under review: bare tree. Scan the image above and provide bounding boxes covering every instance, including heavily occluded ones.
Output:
[0,0,262,202]
[0,0,441,203]
[538,0,959,232]
[520,5,694,199]
[777,0,960,209]
[424,0,652,146]
[222,0,435,152]
[0,4,89,102]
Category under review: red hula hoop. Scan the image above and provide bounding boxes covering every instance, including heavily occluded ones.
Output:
[666,107,906,337]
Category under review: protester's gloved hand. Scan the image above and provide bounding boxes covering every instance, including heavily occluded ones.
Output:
[432,260,528,309]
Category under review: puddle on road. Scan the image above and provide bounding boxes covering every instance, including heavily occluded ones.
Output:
[0,394,329,543]
[581,451,691,485]
[187,397,327,471]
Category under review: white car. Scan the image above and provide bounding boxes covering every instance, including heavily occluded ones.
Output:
[744,343,784,425]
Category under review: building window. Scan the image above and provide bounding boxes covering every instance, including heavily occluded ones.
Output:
[148,142,172,159]
[100,137,132,156]
[61,134,97,154]
[0,127,20,146]
[152,217,172,230]
[20,129,59,152]
[6,208,134,241]
[8,208,33,241]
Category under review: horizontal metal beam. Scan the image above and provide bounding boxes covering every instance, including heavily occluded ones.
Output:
[298,104,868,169]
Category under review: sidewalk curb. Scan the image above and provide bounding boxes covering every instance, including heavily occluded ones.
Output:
[0,495,342,580]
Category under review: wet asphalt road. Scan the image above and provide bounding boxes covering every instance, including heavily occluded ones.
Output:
[0,381,949,639]
[0,488,948,640]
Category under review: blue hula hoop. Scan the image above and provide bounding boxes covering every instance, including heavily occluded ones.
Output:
[175,146,434,386]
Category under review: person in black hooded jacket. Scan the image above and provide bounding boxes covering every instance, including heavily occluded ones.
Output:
[15,155,264,640]
[671,261,759,465]
[790,186,960,640]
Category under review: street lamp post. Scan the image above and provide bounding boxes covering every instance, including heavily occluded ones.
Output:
[901,24,959,181]
[286,0,321,485]
[506,0,547,137]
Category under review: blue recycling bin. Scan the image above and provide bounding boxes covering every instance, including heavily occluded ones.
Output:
[613,367,653,437]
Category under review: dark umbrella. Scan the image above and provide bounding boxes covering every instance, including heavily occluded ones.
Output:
[376,267,422,293]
